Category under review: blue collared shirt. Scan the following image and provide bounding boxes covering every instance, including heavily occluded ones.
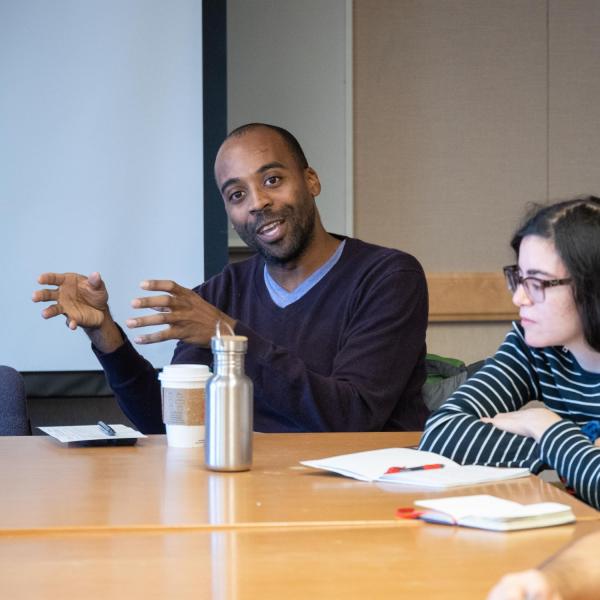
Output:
[263,240,346,308]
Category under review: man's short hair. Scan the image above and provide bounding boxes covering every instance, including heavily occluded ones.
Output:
[227,123,309,169]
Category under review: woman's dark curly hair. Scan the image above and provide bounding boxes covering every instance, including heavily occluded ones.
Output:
[511,196,600,352]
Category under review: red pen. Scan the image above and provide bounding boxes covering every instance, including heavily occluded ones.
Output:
[395,507,425,519]
[384,464,445,475]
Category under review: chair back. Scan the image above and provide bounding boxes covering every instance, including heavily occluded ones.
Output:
[21,370,133,434]
[0,366,30,435]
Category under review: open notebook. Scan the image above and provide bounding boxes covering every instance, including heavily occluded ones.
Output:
[300,448,530,489]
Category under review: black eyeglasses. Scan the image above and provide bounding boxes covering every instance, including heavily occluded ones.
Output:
[503,265,572,303]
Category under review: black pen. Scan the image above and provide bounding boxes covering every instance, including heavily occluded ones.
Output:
[98,421,116,436]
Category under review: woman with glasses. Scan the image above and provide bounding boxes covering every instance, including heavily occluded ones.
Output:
[419,196,600,509]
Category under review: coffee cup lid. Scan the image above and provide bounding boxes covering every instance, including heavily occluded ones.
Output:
[159,364,211,382]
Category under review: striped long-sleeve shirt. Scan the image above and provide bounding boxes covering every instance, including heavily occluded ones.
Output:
[419,322,600,509]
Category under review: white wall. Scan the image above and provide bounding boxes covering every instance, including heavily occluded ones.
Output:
[0,0,204,370]
[226,0,352,244]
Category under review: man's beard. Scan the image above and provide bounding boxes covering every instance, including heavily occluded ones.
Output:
[234,202,316,266]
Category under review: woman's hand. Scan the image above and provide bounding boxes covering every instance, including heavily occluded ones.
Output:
[481,408,561,442]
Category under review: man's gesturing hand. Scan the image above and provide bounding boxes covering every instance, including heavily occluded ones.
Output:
[32,272,109,330]
[126,280,236,346]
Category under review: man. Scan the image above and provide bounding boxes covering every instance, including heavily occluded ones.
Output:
[487,530,600,600]
[33,123,429,432]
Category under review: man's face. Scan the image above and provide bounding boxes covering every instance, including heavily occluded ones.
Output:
[214,128,321,265]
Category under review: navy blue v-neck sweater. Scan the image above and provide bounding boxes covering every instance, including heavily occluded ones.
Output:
[95,237,429,433]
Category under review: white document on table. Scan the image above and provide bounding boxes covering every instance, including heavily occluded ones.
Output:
[38,425,146,443]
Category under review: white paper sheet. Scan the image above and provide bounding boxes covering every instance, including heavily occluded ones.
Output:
[38,424,146,443]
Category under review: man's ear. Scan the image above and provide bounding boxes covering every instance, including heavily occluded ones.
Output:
[305,167,321,197]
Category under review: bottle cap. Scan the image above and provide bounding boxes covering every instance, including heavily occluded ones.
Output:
[211,335,248,353]
[212,320,247,352]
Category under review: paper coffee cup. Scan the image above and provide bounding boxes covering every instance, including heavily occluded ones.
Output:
[159,364,211,448]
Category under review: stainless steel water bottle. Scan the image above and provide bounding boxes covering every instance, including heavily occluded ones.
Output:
[205,323,253,471]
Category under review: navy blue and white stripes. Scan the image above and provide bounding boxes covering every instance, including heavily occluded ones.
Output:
[419,322,600,509]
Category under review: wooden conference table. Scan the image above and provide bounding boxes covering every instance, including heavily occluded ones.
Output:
[1,432,599,599]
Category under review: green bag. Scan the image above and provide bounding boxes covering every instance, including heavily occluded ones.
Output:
[422,353,483,411]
